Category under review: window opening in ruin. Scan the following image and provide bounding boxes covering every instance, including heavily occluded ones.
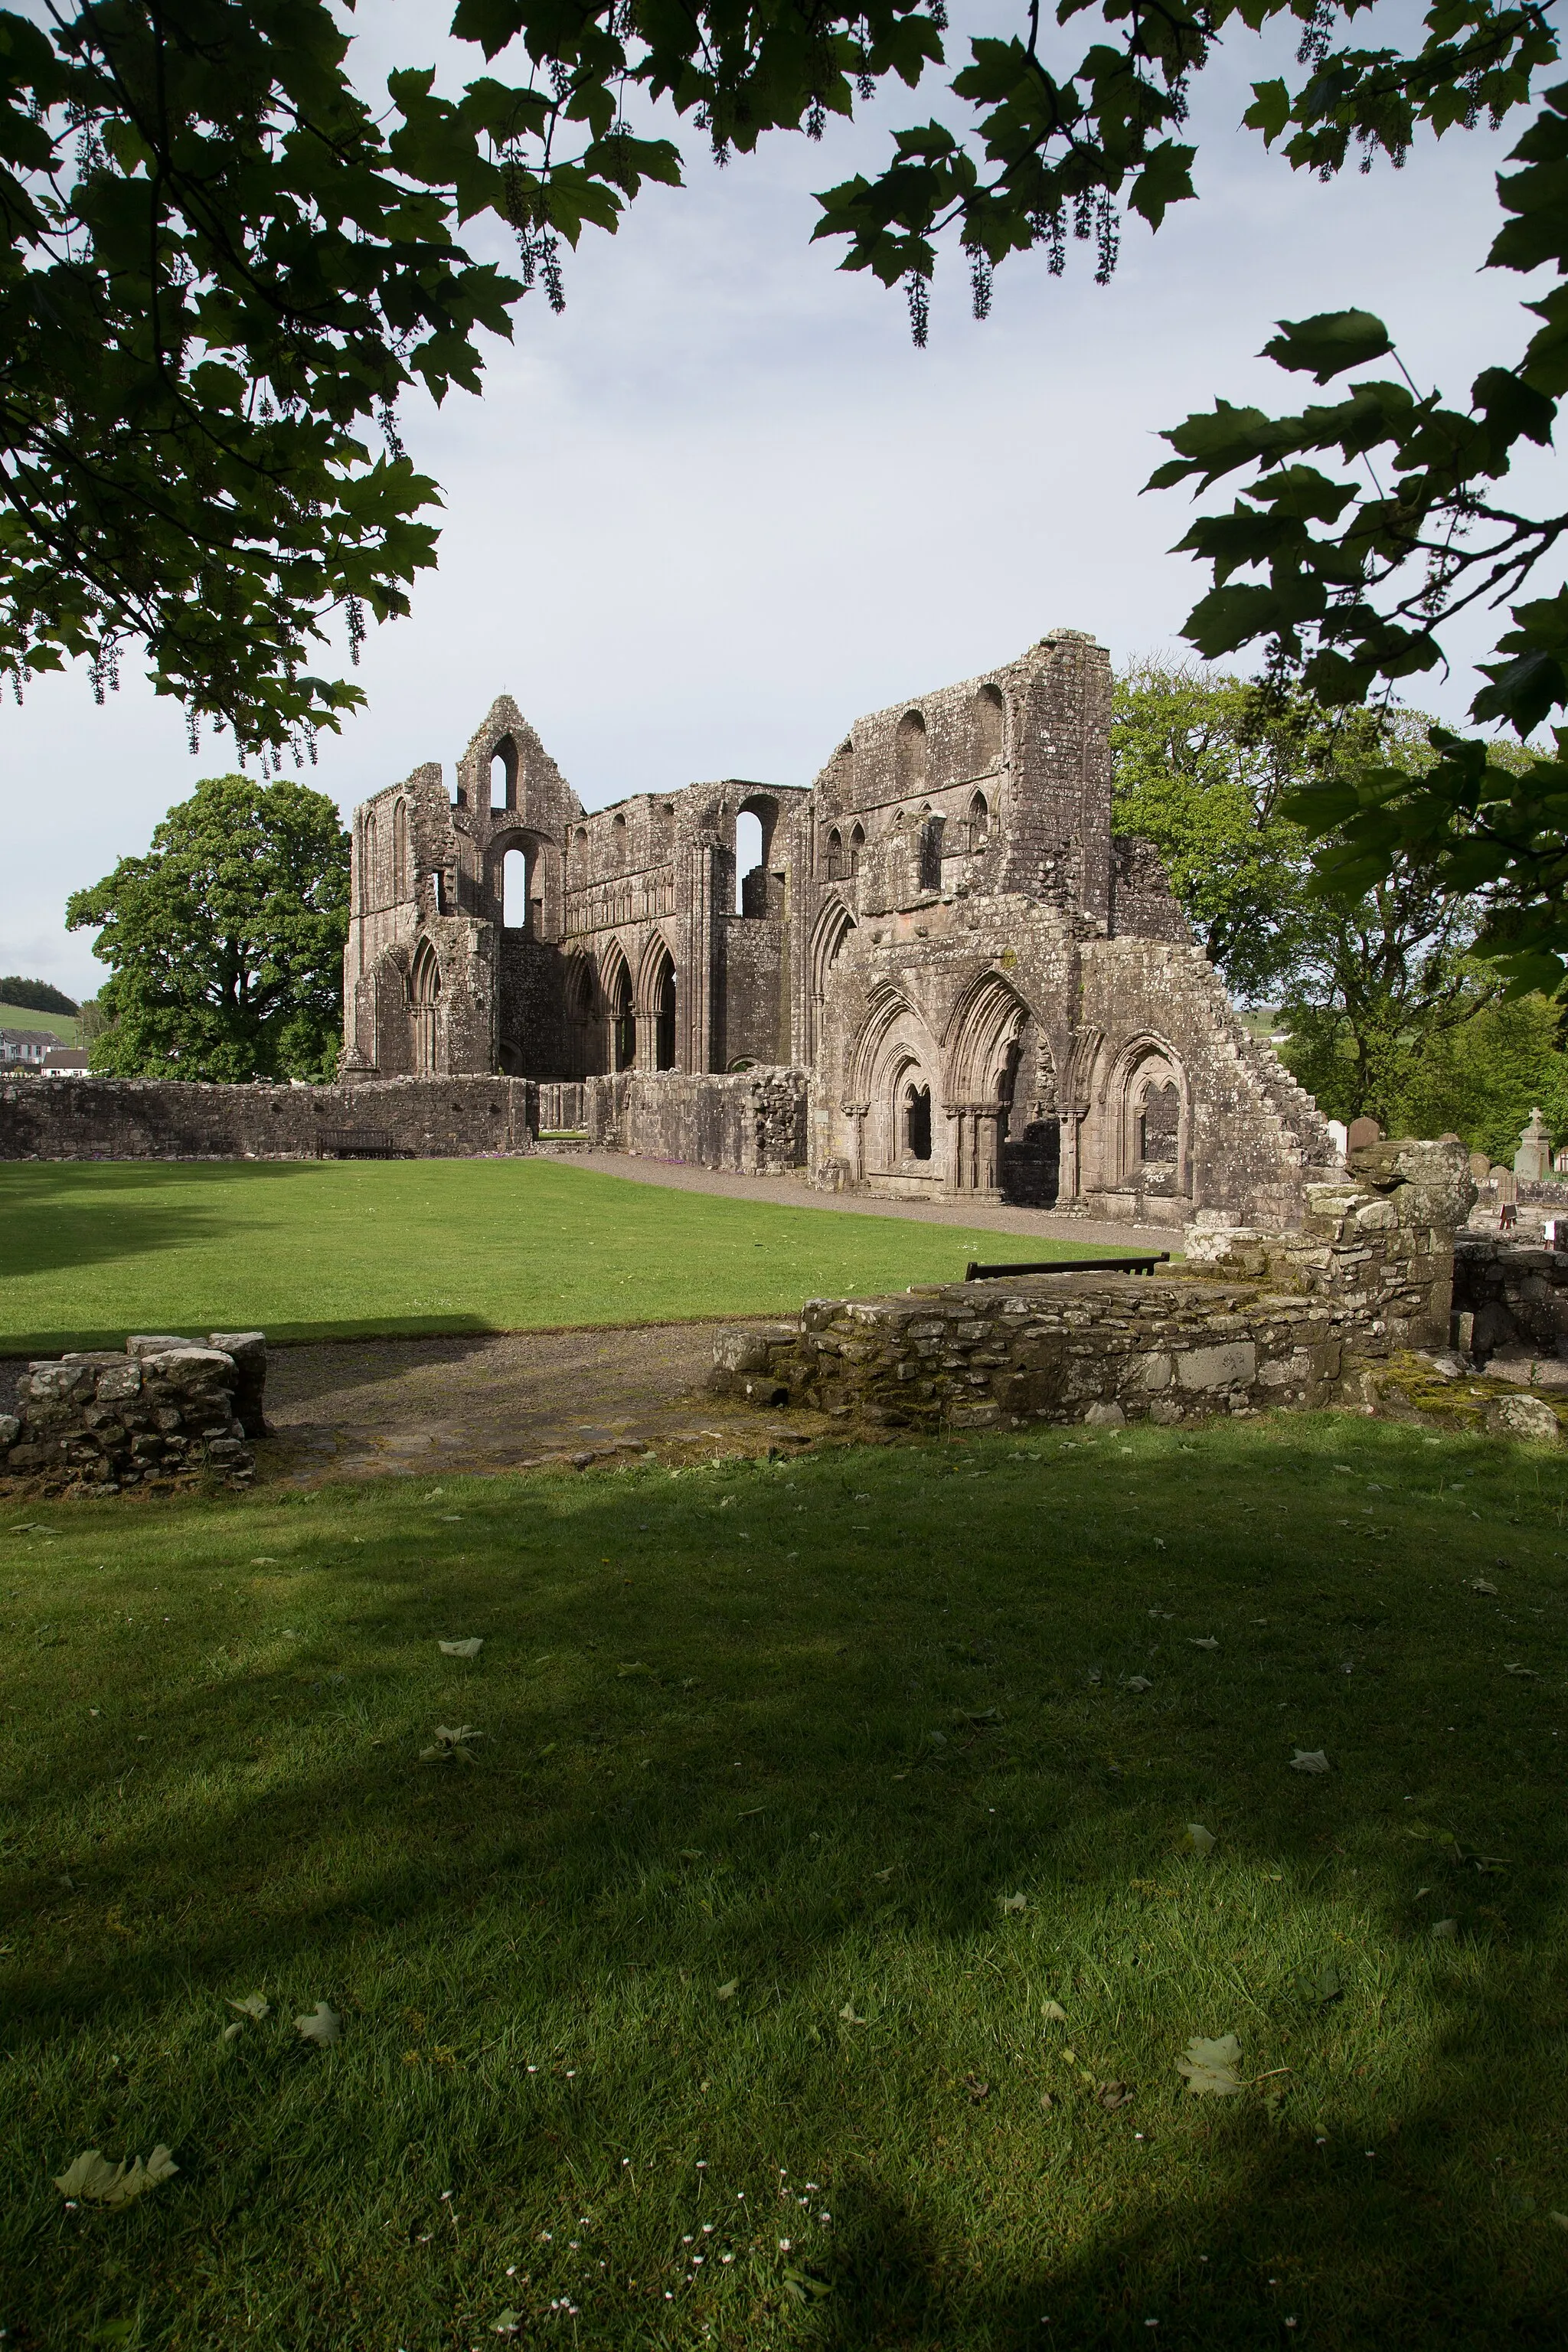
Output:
[611,812,628,867]
[969,790,990,852]
[826,827,844,881]
[736,809,764,913]
[653,952,678,1070]
[363,811,377,900]
[410,940,440,1076]
[970,682,1005,770]
[609,959,635,1070]
[393,799,410,897]
[491,736,518,812]
[896,709,928,790]
[849,822,865,871]
[905,1083,933,1161]
[501,846,528,930]
[1138,1080,1181,1163]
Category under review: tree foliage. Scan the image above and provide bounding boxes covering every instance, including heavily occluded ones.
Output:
[0,975,79,1014]
[4,0,1563,825]
[1112,660,1519,1126]
[65,775,349,1081]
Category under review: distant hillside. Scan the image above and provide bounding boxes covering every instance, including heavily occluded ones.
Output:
[0,976,79,1015]
[0,1002,80,1043]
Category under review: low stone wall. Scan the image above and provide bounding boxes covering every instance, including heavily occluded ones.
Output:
[582,1068,808,1174]
[710,1139,1477,1433]
[1454,1234,1568,1369]
[0,1075,535,1161]
[0,1332,266,1492]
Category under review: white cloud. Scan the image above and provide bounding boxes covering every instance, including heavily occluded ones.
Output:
[1,5,1544,995]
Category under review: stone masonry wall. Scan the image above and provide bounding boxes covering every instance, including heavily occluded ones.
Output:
[0,1075,536,1161]
[1453,1234,1568,1367]
[710,1139,1470,1431]
[583,1067,808,1174]
[1,1332,266,1493]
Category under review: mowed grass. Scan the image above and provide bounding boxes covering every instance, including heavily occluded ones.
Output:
[0,1159,1109,1354]
[3,1416,1567,2349]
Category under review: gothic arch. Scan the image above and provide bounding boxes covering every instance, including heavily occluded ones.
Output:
[941,970,1031,1106]
[1099,1031,1191,1191]
[599,939,635,1072]
[393,799,410,900]
[408,937,441,1075]
[638,931,678,1070]
[809,893,856,1001]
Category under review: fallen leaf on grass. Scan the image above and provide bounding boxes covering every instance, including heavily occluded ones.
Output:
[838,2002,867,2025]
[1432,1918,1459,1942]
[1290,1750,1331,1774]
[1189,1637,1220,1652]
[872,1867,895,1883]
[220,2023,243,2043]
[54,2146,177,2207]
[249,1557,278,1565]
[962,2073,991,2102]
[1097,2081,1134,2111]
[1469,1579,1498,1596]
[1549,2213,1568,2234]
[420,1724,483,1762]
[1504,1663,1539,1678]
[1125,1676,1154,1692]
[439,1638,483,1659]
[11,1523,61,1536]
[494,2314,523,2338]
[1042,2000,1068,2024]
[227,1993,270,2020]
[717,1980,739,2001]
[1185,1823,1217,1857]
[295,2002,342,2046]
[998,1892,1028,1913]
[1291,1963,1342,2007]
[1175,2034,1243,2096]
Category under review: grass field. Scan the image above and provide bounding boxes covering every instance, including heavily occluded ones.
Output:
[3,1414,1566,2349]
[0,1159,1112,1355]
[0,1001,80,1043]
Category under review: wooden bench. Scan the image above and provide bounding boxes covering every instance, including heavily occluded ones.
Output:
[315,1130,413,1161]
[964,1252,1171,1281]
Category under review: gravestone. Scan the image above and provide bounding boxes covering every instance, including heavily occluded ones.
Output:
[1347,1116,1383,1152]
[1514,1107,1554,1182]
[1468,1150,1491,1181]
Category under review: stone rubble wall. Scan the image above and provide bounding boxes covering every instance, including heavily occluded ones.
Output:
[0,1332,266,1492]
[582,1067,808,1174]
[0,1075,535,1161]
[1453,1234,1568,1367]
[710,1139,1471,1432]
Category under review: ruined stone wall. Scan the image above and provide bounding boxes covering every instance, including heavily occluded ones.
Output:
[1454,1234,1568,1364]
[711,1140,1470,1431]
[0,1075,535,1160]
[583,1068,807,1174]
[1,1333,266,1492]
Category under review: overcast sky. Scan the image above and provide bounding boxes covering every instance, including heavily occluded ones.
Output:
[2,2,1547,998]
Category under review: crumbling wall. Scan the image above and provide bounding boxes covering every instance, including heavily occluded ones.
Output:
[583,1067,806,1173]
[0,1075,534,1161]
[711,1139,1472,1431]
[1,1332,266,1492]
[1453,1234,1568,1365]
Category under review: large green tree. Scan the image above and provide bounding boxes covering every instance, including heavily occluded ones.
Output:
[1112,662,1533,1126]
[1,0,1560,788]
[65,774,349,1081]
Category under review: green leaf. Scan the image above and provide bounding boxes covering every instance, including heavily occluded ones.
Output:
[1260,311,1394,385]
[1175,2034,1243,2096]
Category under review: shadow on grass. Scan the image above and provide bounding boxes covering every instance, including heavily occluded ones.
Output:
[4,1423,1567,2347]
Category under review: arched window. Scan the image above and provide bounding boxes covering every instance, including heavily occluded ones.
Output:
[826,827,844,881]
[393,799,410,898]
[904,1083,933,1162]
[570,825,589,875]
[501,845,528,930]
[610,812,628,867]
[736,808,764,913]
[410,939,440,1075]
[653,951,677,1070]
[609,958,635,1070]
[895,709,928,790]
[970,682,1005,770]
[491,736,518,812]
[362,810,378,903]
[848,822,865,873]
[969,791,990,853]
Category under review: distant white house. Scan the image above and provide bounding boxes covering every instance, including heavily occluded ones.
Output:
[41,1047,90,1077]
[0,1027,57,1067]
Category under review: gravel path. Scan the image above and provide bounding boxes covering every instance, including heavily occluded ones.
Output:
[538,1148,1180,1253]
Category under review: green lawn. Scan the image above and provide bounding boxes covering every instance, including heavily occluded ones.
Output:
[0,1001,80,1043]
[3,1416,1566,2348]
[0,1160,1112,1354]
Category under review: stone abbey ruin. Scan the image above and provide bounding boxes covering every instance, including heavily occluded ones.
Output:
[340,629,1335,1226]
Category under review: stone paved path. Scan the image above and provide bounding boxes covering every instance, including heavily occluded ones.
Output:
[538,1148,1180,1253]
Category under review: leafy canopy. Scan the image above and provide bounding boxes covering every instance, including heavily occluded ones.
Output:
[65,775,350,1082]
[2,0,1562,825]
